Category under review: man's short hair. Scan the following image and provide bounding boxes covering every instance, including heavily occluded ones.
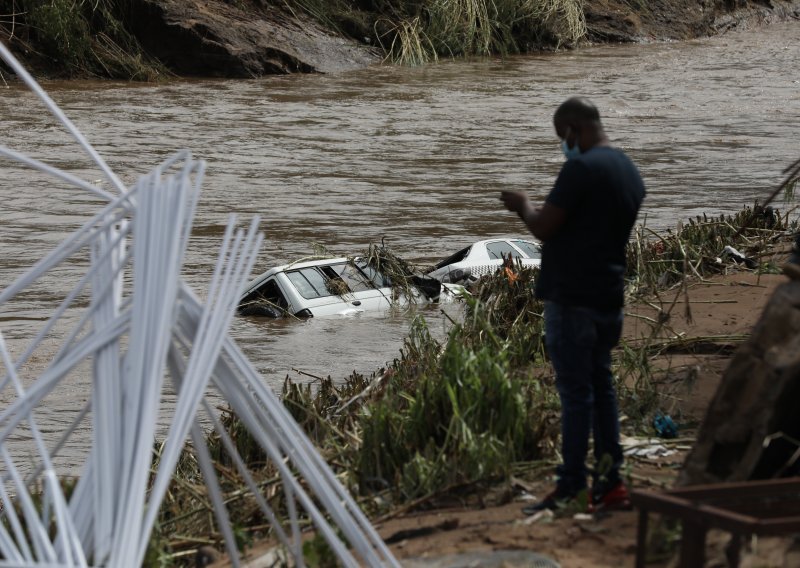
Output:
[554,97,600,125]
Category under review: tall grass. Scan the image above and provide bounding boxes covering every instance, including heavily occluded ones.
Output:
[424,0,499,56]
[421,0,586,58]
[520,0,587,47]
[377,15,438,65]
[382,0,586,64]
[1,0,167,79]
[27,0,92,68]
[286,0,587,65]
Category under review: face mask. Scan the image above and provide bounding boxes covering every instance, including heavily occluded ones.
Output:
[560,138,581,160]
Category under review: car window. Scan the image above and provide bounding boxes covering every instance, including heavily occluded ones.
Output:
[286,268,331,299]
[354,259,391,287]
[329,262,374,292]
[512,240,542,259]
[486,241,521,260]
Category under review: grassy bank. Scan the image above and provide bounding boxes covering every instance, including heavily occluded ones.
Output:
[141,202,796,564]
[0,0,585,78]
[0,0,169,79]
[293,0,586,64]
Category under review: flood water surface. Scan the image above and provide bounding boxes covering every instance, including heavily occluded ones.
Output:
[0,22,798,467]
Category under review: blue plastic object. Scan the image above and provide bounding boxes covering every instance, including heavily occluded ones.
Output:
[653,413,678,439]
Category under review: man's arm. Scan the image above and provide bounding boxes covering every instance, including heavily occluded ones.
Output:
[500,191,566,241]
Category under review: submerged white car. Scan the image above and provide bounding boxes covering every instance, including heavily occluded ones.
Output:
[426,238,542,284]
[238,257,461,318]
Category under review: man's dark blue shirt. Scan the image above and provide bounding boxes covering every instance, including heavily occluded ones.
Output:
[535,146,645,309]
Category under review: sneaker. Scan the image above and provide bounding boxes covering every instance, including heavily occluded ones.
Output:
[521,488,580,515]
[588,481,632,513]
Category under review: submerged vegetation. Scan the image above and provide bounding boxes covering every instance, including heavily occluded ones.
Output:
[142,202,796,564]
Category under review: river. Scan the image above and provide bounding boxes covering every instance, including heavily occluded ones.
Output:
[0,22,798,468]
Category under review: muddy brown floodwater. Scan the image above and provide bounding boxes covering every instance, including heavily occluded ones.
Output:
[0,22,798,471]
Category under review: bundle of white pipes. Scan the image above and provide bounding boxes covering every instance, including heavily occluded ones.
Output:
[0,42,398,567]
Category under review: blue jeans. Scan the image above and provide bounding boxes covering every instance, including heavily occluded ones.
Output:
[544,301,624,495]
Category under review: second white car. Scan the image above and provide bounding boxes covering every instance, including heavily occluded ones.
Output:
[426,238,542,284]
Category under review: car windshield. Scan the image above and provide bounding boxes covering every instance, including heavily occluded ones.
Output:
[432,246,471,269]
[511,240,541,259]
[486,241,522,260]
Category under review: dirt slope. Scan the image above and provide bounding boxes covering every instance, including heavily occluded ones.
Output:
[586,0,800,42]
[129,0,380,77]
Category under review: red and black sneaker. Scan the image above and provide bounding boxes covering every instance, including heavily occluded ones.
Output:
[588,481,632,513]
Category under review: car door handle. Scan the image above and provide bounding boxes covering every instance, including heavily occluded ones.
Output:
[351,300,361,306]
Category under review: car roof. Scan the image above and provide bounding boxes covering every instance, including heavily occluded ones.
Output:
[259,256,351,278]
[476,237,538,245]
[454,237,539,253]
[242,257,352,297]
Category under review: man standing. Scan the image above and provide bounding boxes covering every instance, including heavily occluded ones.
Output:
[500,97,645,513]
